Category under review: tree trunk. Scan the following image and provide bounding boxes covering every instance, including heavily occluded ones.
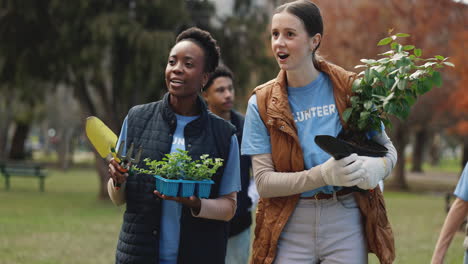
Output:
[0,119,11,161]
[71,74,110,200]
[429,133,441,166]
[94,151,110,200]
[392,120,409,190]
[9,122,30,160]
[411,128,427,173]
[0,97,13,161]
[57,127,74,170]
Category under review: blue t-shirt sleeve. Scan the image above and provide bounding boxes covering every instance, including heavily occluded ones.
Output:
[219,135,241,196]
[241,95,272,155]
[116,116,128,155]
[454,162,468,201]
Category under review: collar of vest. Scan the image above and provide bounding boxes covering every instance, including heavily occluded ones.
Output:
[266,59,355,129]
[161,92,209,136]
[229,110,243,129]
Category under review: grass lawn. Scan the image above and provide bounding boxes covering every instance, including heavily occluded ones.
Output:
[372,191,465,264]
[0,168,465,263]
[0,168,124,264]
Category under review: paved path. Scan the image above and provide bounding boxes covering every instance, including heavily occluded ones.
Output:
[386,169,461,194]
[405,170,460,185]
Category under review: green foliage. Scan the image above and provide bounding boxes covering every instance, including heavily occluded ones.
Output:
[136,149,223,181]
[212,2,277,106]
[346,33,454,133]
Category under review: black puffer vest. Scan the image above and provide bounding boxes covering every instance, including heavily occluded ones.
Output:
[228,110,253,237]
[115,93,235,264]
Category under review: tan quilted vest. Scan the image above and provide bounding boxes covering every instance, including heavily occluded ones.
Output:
[251,60,395,264]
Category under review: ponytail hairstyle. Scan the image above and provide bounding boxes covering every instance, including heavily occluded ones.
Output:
[274,1,323,69]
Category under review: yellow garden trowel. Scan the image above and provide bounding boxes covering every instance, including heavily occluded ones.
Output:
[85,116,142,189]
[85,116,119,162]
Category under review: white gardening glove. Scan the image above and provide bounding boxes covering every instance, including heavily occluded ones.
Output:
[320,153,365,187]
[356,156,388,190]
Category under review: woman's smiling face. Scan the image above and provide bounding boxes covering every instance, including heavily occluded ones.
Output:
[271,12,315,72]
[165,40,207,98]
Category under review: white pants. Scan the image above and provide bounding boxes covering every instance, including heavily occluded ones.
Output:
[274,193,368,264]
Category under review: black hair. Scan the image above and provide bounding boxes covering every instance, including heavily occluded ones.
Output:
[202,65,234,92]
[274,0,323,68]
[175,27,220,73]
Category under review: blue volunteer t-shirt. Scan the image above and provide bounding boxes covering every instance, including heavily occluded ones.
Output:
[241,72,343,197]
[117,114,241,264]
[454,162,468,201]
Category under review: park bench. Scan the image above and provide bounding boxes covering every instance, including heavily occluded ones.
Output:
[0,162,47,192]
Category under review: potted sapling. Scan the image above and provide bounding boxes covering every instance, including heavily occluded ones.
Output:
[182,154,224,198]
[136,149,223,198]
[315,32,454,159]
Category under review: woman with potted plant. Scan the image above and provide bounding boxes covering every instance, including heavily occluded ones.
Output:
[241,1,397,263]
[107,27,241,264]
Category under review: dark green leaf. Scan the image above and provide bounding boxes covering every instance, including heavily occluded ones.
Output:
[372,69,383,79]
[342,108,353,122]
[350,96,359,106]
[432,71,442,87]
[374,86,387,96]
[423,78,433,93]
[416,79,429,95]
[391,42,398,50]
[386,78,395,89]
[378,37,393,46]
[405,95,416,106]
[387,102,398,115]
[400,100,410,119]
[382,118,392,129]
[358,118,368,131]
[360,111,370,119]
[364,68,372,83]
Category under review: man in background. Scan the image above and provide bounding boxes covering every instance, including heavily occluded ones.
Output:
[203,65,258,264]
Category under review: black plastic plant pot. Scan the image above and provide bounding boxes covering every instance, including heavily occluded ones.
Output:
[314,135,388,160]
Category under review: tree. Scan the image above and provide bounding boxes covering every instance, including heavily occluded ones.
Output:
[315,0,465,189]
[211,0,277,110]
[0,0,58,160]
[46,0,195,199]
[445,29,468,169]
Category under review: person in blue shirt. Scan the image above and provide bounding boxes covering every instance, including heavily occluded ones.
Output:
[241,1,397,263]
[107,27,241,264]
[202,65,258,264]
[432,162,468,264]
